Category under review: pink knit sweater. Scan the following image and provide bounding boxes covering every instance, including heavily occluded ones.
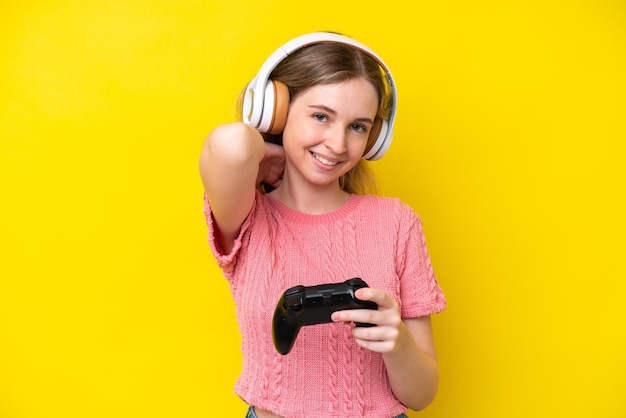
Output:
[204,191,445,418]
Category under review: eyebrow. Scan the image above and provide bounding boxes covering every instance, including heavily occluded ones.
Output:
[308,105,374,125]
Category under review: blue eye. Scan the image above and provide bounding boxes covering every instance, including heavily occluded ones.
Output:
[351,124,367,133]
[313,113,327,122]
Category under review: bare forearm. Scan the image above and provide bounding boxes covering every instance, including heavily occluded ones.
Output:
[383,321,440,411]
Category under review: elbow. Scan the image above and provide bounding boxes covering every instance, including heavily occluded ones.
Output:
[409,395,437,413]
[202,122,264,168]
[400,369,440,412]
[406,390,439,413]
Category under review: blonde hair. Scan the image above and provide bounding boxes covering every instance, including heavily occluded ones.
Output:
[238,40,393,195]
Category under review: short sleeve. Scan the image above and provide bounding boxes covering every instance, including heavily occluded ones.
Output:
[396,205,446,318]
[203,192,257,278]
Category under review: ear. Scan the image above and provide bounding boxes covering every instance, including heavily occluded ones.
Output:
[268,81,289,135]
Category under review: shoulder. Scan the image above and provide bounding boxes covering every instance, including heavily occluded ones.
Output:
[357,194,419,221]
[355,195,429,247]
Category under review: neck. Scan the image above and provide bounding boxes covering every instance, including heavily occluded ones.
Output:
[270,178,350,215]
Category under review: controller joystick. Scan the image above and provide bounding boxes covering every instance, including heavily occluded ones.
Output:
[272,277,378,355]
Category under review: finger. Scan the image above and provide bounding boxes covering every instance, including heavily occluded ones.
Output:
[332,308,380,326]
[269,177,283,188]
[351,324,398,342]
[355,287,397,309]
[354,337,397,354]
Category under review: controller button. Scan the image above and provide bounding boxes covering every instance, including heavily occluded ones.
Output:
[285,292,303,311]
[322,292,332,305]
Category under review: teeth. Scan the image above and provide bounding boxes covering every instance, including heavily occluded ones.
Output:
[312,153,339,166]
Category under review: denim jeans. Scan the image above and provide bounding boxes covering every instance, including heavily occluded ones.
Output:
[246,406,409,418]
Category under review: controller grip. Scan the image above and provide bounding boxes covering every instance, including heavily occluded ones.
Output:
[272,309,300,355]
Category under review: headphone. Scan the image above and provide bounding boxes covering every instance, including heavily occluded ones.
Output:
[242,32,397,161]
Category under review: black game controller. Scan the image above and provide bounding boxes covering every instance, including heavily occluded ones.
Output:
[272,277,378,355]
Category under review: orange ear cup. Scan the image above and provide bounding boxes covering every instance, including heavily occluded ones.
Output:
[268,81,290,135]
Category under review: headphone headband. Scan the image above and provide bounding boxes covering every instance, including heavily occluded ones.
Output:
[243,32,397,160]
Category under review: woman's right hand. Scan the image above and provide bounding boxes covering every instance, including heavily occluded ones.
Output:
[256,141,285,191]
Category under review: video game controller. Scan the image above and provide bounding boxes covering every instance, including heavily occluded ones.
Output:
[272,277,378,355]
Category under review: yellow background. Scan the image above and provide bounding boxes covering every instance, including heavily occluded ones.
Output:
[1,1,624,417]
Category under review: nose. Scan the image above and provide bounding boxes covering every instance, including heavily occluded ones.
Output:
[324,126,347,155]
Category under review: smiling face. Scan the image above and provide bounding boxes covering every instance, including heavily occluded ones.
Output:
[281,77,379,192]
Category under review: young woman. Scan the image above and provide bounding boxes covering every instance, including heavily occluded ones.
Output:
[200,32,446,418]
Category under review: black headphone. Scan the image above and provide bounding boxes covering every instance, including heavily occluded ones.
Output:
[242,32,397,160]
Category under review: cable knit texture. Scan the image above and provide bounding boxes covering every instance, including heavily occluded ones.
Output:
[204,191,446,418]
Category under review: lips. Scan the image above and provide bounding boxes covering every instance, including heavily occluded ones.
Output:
[310,152,340,167]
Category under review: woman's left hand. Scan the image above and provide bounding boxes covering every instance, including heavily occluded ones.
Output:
[331,287,403,354]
